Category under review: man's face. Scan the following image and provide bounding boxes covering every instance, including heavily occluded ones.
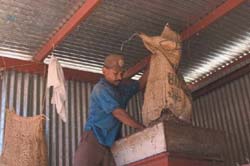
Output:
[102,67,124,86]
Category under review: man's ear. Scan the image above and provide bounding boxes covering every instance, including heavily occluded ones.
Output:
[102,67,107,75]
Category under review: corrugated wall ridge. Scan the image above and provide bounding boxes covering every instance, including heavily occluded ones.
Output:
[192,71,250,166]
[0,70,142,166]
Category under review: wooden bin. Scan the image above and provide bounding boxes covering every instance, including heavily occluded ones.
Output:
[111,121,225,166]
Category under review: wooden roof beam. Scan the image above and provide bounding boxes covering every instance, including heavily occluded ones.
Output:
[0,57,101,83]
[181,0,246,40]
[33,0,101,62]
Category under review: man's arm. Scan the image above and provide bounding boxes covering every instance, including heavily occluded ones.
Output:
[112,108,145,129]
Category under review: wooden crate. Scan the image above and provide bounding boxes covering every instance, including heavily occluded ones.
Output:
[111,121,225,166]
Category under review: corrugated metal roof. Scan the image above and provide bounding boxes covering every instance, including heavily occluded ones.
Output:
[48,0,226,76]
[0,0,85,60]
[181,2,250,85]
[1,0,250,86]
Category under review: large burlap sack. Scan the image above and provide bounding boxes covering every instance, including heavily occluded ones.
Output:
[140,26,192,126]
[0,110,48,166]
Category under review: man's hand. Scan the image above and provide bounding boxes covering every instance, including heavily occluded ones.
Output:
[136,124,146,132]
[112,108,145,129]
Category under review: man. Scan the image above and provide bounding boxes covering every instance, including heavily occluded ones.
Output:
[74,54,149,166]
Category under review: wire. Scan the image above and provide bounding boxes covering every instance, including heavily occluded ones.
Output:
[120,33,139,52]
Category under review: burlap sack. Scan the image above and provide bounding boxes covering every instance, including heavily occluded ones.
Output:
[140,26,192,126]
[0,110,48,166]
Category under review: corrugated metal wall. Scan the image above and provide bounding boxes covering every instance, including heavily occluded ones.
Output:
[0,70,143,166]
[193,73,250,166]
[3,68,249,166]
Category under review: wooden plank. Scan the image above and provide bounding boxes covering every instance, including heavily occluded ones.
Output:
[192,54,250,99]
[0,57,101,83]
[128,152,168,166]
[111,123,166,166]
[123,56,150,79]
[129,152,224,166]
[164,122,224,159]
[181,0,246,40]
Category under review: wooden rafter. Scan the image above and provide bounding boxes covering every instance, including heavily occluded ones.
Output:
[33,0,102,62]
[0,57,101,83]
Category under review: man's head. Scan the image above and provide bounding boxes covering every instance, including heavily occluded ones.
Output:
[102,54,125,86]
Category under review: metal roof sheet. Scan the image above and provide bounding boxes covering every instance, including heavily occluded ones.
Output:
[1,0,250,86]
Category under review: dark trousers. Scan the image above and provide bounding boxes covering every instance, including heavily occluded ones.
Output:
[73,131,116,166]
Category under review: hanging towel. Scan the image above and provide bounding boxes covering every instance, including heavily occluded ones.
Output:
[47,56,67,122]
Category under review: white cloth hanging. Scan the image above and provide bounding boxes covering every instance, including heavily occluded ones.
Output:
[47,56,67,122]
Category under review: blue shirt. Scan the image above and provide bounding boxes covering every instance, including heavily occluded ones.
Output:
[85,78,139,147]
